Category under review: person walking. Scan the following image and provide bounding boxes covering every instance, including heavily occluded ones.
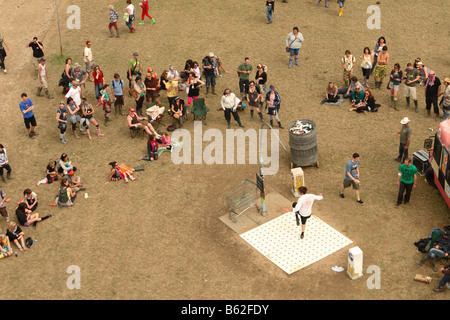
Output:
[108,5,120,38]
[37,58,53,99]
[19,93,39,138]
[27,36,44,79]
[395,157,418,208]
[340,153,364,204]
[338,0,345,16]
[237,57,253,100]
[292,186,323,239]
[317,0,329,7]
[0,34,10,74]
[285,27,304,68]
[138,0,155,25]
[395,117,411,163]
[125,0,136,33]
[266,0,274,24]
[0,145,13,183]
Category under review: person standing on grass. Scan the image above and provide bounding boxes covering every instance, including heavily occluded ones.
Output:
[237,57,253,100]
[0,189,11,223]
[285,27,303,68]
[83,41,95,82]
[395,117,411,163]
[0,145,13,183]
[341,50,356,88]
[403,62,420,112]
[374,46,389,89]
[111,73,126,116]
[292,187,323,240]
[19,93,39,139]
[266,0,274,24]
[340,153,364,205]
[425,70,442,118]
[27,37,44,79]
[202,52,218,97]
[139,0,155,25]
[395,158,418,208]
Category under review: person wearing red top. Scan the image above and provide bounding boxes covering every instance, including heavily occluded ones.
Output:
[139,0,155,25]
[93,65,105,106]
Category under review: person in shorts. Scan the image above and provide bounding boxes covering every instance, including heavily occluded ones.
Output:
[403,62,420,112]
[83,41,94,81]
[291,186,323,239]
[340,153,364,204]
[285,27,304,68]
[374,46,389,89]
[19,93,39,138]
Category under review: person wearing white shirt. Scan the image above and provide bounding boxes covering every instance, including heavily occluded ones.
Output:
[292,186,323,239]
[65,81,82,106]
[221,89,244,129]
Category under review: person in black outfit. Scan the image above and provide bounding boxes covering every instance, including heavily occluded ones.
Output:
[425,70,442,117]
[348,89,380,113]
[27,37,44,79]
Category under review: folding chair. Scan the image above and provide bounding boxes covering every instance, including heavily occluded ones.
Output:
[146,102,166,130]
[191,98,210,125]
[129,126,144,139]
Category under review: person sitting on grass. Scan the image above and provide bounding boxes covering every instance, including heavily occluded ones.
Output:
[36,160,59,186]
[159,132,173,152]
[49,178,77,207]
[6,222,27,252]
[348,89,380,113]
[320,82,340,104]
[142,134,159,162]
[16,202,51,227]
[350,85,365,108]
[23,189,38,212]
[0,230,13,259]
[105,161,138,184]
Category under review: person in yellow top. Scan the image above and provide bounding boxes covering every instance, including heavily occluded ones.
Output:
[166,75,179,106]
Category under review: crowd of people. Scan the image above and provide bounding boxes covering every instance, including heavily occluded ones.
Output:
[1,0,450,294]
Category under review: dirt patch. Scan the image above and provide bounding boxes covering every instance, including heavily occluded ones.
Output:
[0,0,448,300]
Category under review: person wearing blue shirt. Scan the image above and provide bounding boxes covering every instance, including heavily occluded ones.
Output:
[340,153,364,205]
[111,73,125,116]
[19,93,38,138]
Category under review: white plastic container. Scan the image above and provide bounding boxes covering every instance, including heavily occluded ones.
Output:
[291,167,305,197]
[347,246,363,280]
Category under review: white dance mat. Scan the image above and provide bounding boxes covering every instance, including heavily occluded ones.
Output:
[240,212,353,274]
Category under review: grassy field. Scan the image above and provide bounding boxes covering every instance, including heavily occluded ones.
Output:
[0,0,448,301]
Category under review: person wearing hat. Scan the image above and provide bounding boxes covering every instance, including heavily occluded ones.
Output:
[26,36,44,79]
[202,52,218,96]
[440,77,450,120]
[37,58,53,99]
[395,117,411,162]
[127,52,143,91]
[83,41,94,81]
[65,80,82,106]
[414,60,429,85]
[395,157,418,208]
[70,62,87,97]
[425,70,442,117]
[144,69,161,106]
